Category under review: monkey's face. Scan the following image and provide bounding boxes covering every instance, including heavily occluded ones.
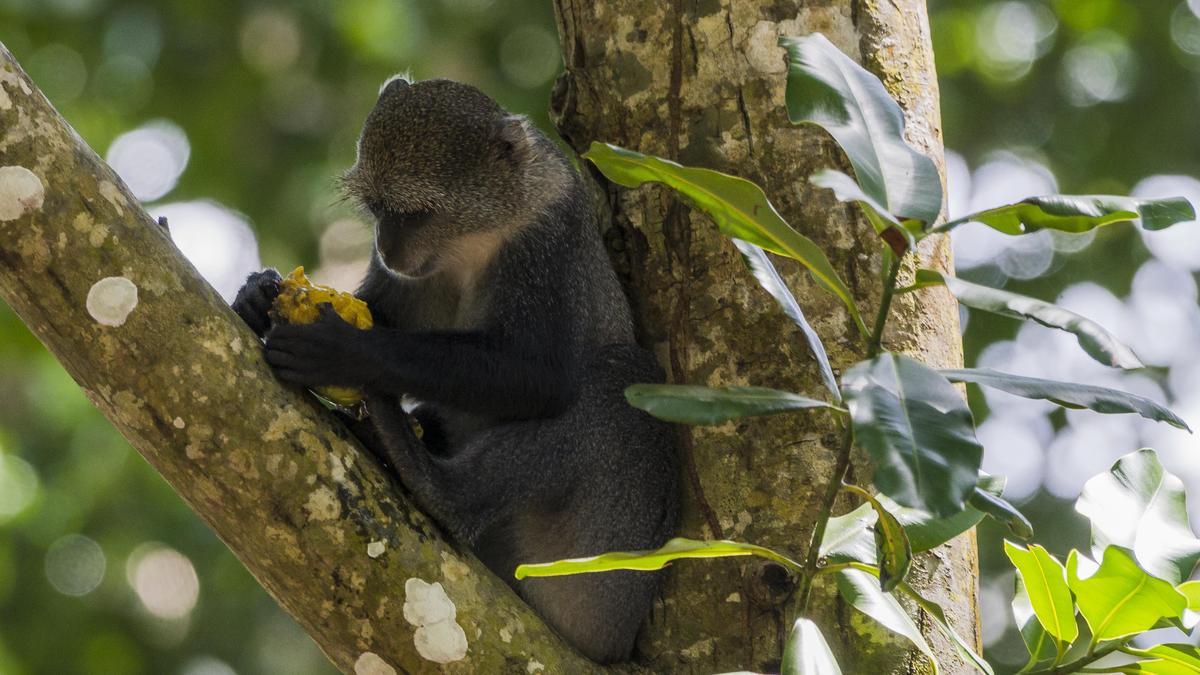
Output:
[342,77,532,277]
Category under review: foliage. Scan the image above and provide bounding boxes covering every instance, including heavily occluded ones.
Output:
[520,29,1199,674]
[2,1,1198,672]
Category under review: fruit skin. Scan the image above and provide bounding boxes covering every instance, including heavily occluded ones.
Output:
[271,266,372,406]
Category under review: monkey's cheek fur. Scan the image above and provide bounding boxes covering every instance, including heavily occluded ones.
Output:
[270,266,374,406]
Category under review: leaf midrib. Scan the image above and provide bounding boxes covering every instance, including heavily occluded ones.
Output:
[1028,549,1071,641]
[1093,574,1148,639]
[606,153,854,309]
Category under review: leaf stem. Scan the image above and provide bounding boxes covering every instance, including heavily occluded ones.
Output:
[1026,640,1128,675]
[796,424,855,610]
[869,252,902,357]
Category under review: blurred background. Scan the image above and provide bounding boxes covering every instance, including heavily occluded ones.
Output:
[0,0,1196,673]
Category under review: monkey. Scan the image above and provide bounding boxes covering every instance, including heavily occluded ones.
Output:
[231,77,680,663]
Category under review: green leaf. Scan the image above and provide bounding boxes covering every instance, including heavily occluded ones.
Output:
[1075,449,1200,585]
[583,142,867,337]
[841,353,983,517]
[733,240,840,402]
[917,270,1143,369]
[942,368,1190,431]
[1003,542,1078,645]
[1119,662,1200,675]
[969,487,1034,540]
[936,194,1196,235]
[782,618,843,675]
[1176,580,1200,629]
[898,581,994,674]
[624,384,839,426]
[779,33,942,225]
[809,169,916,254]
[821,476,1008,564]
[843,485,912,590]
[1066,547,1187,642]
[513,537,802,579]
[1123,644,1200,674]
[836,569,936,672]
[1011,573,1060,671]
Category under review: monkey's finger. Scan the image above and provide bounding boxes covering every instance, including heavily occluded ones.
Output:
[271,367,322,387]
[264,347,311,371]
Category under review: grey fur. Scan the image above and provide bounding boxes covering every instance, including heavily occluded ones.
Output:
[339,78,680,662]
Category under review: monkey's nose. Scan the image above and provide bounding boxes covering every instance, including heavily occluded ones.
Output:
[379,74,411,98]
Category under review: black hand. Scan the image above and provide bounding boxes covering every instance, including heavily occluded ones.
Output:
[264,304,378,388]
[232,268,283,338]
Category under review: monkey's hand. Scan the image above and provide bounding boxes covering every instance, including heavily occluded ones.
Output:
[264,304,379,389]
[232,268,283,338]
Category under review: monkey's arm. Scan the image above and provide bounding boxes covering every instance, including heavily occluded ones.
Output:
[264,305,575,420]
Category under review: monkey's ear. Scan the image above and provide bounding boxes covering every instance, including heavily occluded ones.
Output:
[495,115,537,166]
[378,72,412,97]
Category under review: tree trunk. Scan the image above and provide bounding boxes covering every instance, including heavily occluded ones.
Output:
[551,1,977,673]
[0,45,599,675]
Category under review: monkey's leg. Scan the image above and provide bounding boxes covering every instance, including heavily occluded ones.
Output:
[362,398,485,543]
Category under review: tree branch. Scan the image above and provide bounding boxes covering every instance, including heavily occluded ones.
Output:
[0,44,597,674]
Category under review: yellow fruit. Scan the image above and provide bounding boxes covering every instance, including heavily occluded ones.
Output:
[271,266,372,406]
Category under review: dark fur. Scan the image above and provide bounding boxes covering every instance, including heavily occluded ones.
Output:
[233,78,679,663]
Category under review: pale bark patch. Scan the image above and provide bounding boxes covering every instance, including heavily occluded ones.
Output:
[403,578,468,663]
[0,165,43,221]
[86,276,138,327]
[353,652,397,675]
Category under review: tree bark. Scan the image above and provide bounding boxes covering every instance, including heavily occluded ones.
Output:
[551,1,977,673]
[0,45,599,675]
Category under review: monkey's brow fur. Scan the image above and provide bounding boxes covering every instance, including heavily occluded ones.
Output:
[234,78,682,664]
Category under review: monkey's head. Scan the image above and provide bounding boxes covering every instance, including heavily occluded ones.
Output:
[342,77,558,277]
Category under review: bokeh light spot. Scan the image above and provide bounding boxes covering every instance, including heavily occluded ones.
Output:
[975,2,1057,82]
[106,120,190,203]
[44,534,106,597]
[0,451,38,523]
[240,7,303,74]
[1060,31,1137,107]
[25,43,87,104]
[129,545,199,619]
[499,25,562,88]
[152,201,263,303]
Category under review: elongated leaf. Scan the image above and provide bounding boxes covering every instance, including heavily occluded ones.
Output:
[936,194,1196,235]
[584,142,867,337]
[917,270,1143,369]
[821,476,1008,564]
[844,485,912,590]
[1004,542,1078,645]
[836,569,936,672]
[780,34,942,225]
[1076,449,1200,585]
[810,169,916,254]
[969,487,1034,539]
[513,537,802,579]
[1124,644,1200,674]
[1176,580,1200,629]
[942,368,1190,431]
[782,618,843,675]
[1066,547,1187,642]
[842,353,983,517]
[1011,574,1060,671]
[899,582,994,674]
[733,240,840,401]
[624,384,838,426]
[1120,660,1200,675]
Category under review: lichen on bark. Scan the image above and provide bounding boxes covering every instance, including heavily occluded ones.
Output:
[0,44,600,675]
